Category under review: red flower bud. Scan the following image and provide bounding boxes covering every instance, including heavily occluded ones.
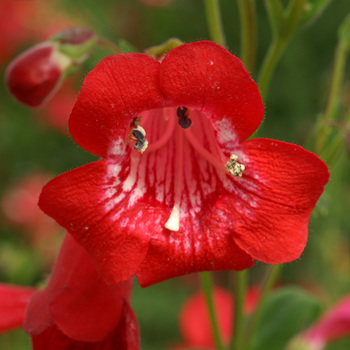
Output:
[5,27,96,108]
[5,43,70,107]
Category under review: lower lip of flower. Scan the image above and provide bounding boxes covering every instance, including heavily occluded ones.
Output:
[105,106,255,234]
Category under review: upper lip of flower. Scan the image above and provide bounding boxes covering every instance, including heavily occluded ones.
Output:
[38,41,329,287]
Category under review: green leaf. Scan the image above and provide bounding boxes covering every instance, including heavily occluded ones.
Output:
[250,287,323,350]
[118,39,138,53]
[300,0,332,26]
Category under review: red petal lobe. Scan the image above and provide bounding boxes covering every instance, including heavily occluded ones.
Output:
[0,284,35,333]
[232,139,329,263]
[69,53,163,158]
[38,160,150,284]
[160,41,264,142]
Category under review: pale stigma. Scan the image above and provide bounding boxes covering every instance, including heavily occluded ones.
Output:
[164,204,180,232]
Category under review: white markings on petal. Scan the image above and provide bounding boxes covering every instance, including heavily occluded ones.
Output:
[123,154,139,192]
[101,107,262,242]
[105,193,126,211]
[214,117,239,150]
[109,137,126,156]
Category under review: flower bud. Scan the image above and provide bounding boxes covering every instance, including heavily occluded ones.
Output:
[5,27,96,108]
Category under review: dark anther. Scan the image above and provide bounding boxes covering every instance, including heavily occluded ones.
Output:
[131,129,146,151]
[130,117,141,128]
[177,106,192,129]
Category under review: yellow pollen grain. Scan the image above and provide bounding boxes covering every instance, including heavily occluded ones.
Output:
[225,154,245,177]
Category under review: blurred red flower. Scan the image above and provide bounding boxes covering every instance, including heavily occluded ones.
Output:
[38,79,78,134]
[0,0,35,64]
[2,173,53,229]
[39,41,329,287]
[0,0,77,65]
[0,284,35,334]
[175,286,258,349]
[299,294,350,350]
[0,234,139,350]
[1,173,62,265]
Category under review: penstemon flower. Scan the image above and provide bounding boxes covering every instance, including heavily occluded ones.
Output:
[39,41,329,287]
[0,235,139,350]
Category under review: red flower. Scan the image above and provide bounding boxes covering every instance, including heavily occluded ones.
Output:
[0,0,76,65]
[0,284,35,334]
[25,234,139,349]
[38,79,78,134]
[2,173,57,230]
[0,0,36,64]
[0,235,139,350]
[1,173,62,266]
[39,41,329,287]
[175,287,258,349]
[296,294,350,350]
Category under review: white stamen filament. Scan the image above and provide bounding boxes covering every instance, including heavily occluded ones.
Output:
[164,127,184,232]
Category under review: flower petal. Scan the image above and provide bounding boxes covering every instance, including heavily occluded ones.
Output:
[69,53,163,158]
[24,289,53,335]
[137,230,253,287]
[31,302,139,350]
[0,283,35,334]
[38,160,150,284]
[159,41,264,143]
[26,234,132,342]
[231,139,329,263]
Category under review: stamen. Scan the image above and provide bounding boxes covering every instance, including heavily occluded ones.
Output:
[130,125,148,153]
[177,106,192,129]
[184,127,227,172]
[225,154,245,177]
[147,109,176,153]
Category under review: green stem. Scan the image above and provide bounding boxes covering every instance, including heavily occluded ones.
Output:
[258,0,306,100]
[96,37,122,54]
[199,272,225,350]
[245,264,283,347]
[230,270,248,350]
[285,0,307,37]
[314,42,348,155]
[204,0,227,46]
[237,0,257,74]
[322,111,350,166]
[325,42,348,122]
[257,38,287,101]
